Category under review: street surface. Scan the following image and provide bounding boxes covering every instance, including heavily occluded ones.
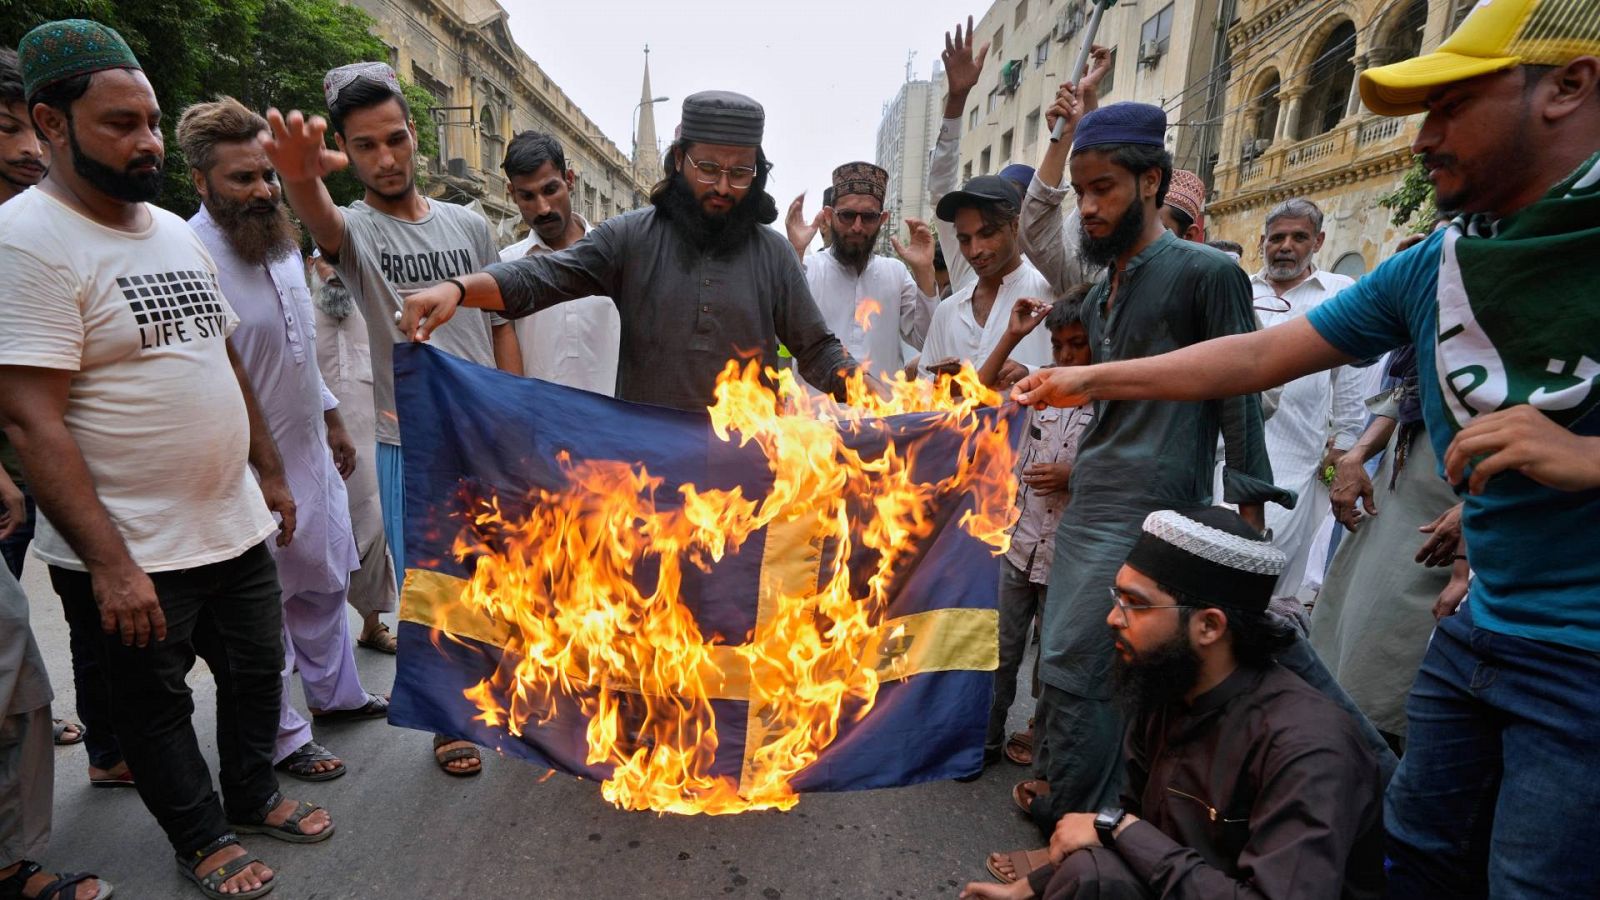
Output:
[20,557,1042,899]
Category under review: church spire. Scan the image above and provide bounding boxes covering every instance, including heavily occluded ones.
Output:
[633,46,660,185]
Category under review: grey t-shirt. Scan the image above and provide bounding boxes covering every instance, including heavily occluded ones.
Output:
[329,198,500,444]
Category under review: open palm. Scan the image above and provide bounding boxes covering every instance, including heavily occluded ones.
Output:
[263,108,349,182]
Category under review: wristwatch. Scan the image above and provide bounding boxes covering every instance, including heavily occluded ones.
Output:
[1094,806,1127,847]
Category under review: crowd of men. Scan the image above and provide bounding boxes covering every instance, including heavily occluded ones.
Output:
[0,0,1596,897]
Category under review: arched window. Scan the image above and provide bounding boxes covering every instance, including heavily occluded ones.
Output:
[1332,251,1366,279]
[1297,21,1357,139]
[1246,70,1280,158]
[1376,0,1427,65]
[479,106,503,174]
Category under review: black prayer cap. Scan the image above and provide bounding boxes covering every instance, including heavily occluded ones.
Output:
[679,91,764,147]
[1123,508,1286,613]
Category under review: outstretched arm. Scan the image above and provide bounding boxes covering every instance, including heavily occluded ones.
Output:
[263,109,350,260]
[1013,316,1354,409]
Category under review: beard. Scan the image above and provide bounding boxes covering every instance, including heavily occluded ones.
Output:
[830,226,880,272]
[653,173,776,257]
[1111,629,1201,718]
[1078,198,1147,269]
[206,188,300,267]
[1266,255,1312,282]
[313,278,355,320]
[69,125,162,203]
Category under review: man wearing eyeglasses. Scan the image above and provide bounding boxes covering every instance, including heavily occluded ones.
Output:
[396,91,865,412]
[1246,199,1367,599]
[784,162,938,381]
[964,508,1385,900]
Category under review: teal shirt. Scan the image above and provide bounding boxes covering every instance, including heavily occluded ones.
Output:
[1307,230,1600,652]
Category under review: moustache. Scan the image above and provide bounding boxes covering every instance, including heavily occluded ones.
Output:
[126,155,162,173]
[1422,153,1456,171]
[534,214,562,227]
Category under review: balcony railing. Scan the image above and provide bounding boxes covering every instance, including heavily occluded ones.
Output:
[1357,116,1406,148]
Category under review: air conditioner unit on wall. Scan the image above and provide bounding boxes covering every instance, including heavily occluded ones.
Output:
[1138,41,1164,67]
[447,157,470,178]
[1054,5,1084,42]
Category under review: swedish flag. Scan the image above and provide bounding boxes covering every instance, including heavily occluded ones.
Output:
[387,344,1014,797]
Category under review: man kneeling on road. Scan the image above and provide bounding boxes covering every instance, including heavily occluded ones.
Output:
[965,508,1385,900]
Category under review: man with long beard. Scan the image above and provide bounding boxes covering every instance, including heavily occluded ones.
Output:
[1000,103,1288,854]
[391,91,866,411]
[180,97,389,785]
[0,21,331,897]
[962,508,1384,900]
[784,161,938,381]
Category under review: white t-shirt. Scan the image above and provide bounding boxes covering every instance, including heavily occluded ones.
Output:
[0,189,275,572]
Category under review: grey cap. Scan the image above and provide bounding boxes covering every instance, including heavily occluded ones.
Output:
[679,90,764,147]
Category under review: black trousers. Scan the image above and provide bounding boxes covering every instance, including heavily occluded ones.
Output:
[51,542,285,857]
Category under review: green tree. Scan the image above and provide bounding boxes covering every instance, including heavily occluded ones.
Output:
[1378,155,1440,234]
[1,0,433,214]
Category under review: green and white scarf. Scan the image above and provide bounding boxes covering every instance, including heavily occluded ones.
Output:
[1435,151,1600,438]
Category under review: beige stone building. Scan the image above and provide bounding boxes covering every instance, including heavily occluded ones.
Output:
[952,0,1230,186]
[1206,0,1476,276]
[340,0,652,241]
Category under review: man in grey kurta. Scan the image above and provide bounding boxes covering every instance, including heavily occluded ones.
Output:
[480,91,859,412]
[1024,104,1291,833]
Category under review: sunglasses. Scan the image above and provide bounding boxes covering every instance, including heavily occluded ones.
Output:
[833,210,884,226]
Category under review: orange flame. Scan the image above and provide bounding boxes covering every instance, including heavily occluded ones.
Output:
[854,298,883,331]
[445,362,1017,814]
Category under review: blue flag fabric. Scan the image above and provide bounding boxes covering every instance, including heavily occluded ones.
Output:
[387,344,1011,795]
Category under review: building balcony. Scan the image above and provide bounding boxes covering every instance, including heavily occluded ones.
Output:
[1216,111,1415,202]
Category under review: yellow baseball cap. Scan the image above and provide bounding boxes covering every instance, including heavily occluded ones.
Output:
[1360,0,1600,116]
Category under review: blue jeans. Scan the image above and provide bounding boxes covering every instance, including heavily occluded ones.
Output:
[1385,601,1600,898]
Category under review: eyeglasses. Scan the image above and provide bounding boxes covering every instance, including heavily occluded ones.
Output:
[833,210,884,226]
[1253,295,1291,315]
[1108,586,1197,628]
[684,154,758,188]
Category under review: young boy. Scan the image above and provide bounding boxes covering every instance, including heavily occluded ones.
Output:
[978,287,1094,769]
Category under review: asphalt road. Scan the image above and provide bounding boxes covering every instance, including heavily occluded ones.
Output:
[18,556,1043,900]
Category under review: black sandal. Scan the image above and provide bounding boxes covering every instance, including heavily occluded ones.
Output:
[0,861,113,900]
[176,834,270,899]
[228,791,335,844]
[273,740,346,782]
[310,692,389,724]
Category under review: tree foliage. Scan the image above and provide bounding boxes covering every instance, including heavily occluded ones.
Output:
[1377,155,1440,234]
[1,0,435,214]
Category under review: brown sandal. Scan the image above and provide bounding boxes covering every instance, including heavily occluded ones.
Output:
[1004,727,1034,766]
[432,735,481,777]
[356,623,398,654]
[984,848,1053,884]
[1012,778,1049,815]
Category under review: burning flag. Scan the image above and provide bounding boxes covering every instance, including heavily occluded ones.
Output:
[388,344,1021,814]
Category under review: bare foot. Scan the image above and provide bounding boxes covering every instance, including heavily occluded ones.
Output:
[263,796,331,835]
[195,843,274,896]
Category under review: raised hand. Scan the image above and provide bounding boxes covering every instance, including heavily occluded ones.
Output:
[890,217,935,270]
[263,108,349,183]
[1007,297,1052,338]
[942,15,991,101]
[1044,46,1110,138]
[785,193,823,258]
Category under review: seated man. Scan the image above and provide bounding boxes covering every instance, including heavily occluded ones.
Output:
[966,507,1384,900]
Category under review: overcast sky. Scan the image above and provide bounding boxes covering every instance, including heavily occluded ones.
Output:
[502,0,982,229]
